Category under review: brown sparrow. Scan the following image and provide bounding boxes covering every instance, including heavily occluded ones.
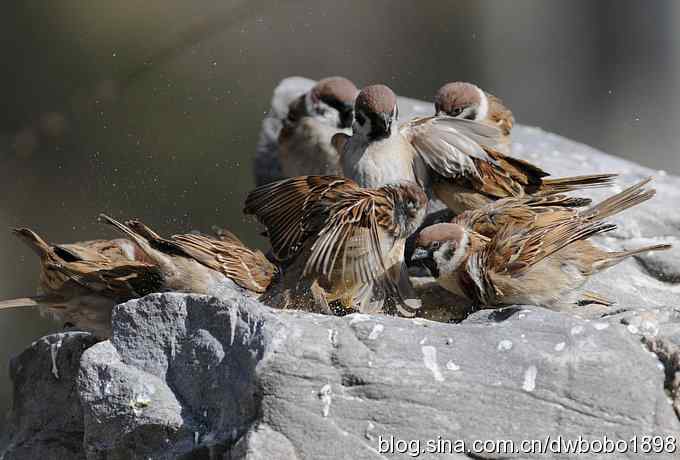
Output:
[336,84,616,214]
[244,175,428,316]
[278,76,359,177]
[411,179,671,309]
[99,214,278,296]
[434,81,514,154]
[0,228,163,337]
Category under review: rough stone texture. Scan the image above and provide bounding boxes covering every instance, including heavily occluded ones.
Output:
[7,293,680,459]
[0,332,98,460]
[1,78,680,459]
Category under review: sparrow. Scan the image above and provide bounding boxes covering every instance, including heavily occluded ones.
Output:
[0,228,163,338]
[99,215,278,297]
[335,84,616,214]
[244,175,428,316]
[434,81,514,154]
[278,76,359,177]
[411,178,671,309]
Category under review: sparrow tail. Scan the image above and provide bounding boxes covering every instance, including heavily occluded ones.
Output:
[612,243,672,260]
[0,295,64,310]
[581,177,654,222]
[0,297,41,310]
[577,291,616,307]
[540,173,618,193]
[98,214,157,261]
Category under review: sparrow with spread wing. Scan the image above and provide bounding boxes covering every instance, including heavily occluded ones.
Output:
[244,175,427,316]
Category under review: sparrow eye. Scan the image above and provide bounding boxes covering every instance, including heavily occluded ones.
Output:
[356,111,366,125]
[452,107,463,116]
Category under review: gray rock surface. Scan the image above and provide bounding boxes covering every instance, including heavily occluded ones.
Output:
[5,293,680,459]
[1,77,679,459]
[0,332,98,460]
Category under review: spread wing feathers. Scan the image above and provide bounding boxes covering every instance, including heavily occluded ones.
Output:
[485,220,617,276]
[304,196,386,283]
[304,195,419,315]
[402,116,502,178]
[486,93,514,135]
[244,175,361,261]
[169,233,276,293]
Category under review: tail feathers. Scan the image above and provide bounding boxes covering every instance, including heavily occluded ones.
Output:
[581,177,654,222]
[614,243,672,259]
[578,291,615,307]
[0,295,59,310]
[541,173,618,193]
[125,219,163,242]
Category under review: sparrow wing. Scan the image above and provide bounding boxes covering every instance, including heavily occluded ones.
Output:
[244,175,360,262]
[304,189,418,314]
[304,189,385,281]
[483,219,617,276]
[49,259,163,300]
[400,115,502,178]
[453,194,589,237]
[169,233,276,293]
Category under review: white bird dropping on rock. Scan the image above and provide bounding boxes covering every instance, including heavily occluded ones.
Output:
[368,324,384,340]
[522,366,537,392]
[319,384,332,417]
[422,346,444,382]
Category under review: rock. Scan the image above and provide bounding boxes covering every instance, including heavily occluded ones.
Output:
[606,306,680,421]
[0,332,98,460]
[9,293,680,459]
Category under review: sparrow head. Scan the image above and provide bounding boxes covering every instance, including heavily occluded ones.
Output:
[354,84,399,140]
[434,82,488,121]
[383,182,428,238]
[306,76,359,129]
[411,223,469,278]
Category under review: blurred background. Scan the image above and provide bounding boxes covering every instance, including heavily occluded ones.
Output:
[1,0,679,427]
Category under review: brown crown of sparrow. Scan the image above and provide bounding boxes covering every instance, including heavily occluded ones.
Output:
[279,76,359,177]
[434,81,514,154]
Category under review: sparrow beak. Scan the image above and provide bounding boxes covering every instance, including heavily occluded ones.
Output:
[410,246,439,278]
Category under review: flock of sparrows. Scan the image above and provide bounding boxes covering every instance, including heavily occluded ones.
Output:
[1,76,671,337]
